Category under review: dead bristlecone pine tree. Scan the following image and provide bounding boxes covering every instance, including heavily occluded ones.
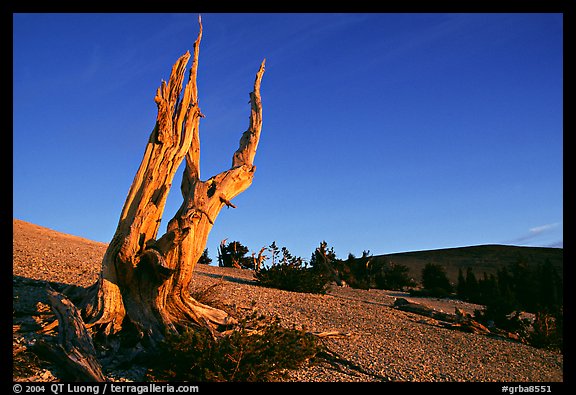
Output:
[43,17,266,380]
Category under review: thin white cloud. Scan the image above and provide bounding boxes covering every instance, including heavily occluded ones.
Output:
[505,222,562,245]
[529,222,560,235]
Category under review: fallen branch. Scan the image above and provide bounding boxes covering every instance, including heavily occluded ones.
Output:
[309,330,352,338]
[41,287,106,382]
[392,297,456,323]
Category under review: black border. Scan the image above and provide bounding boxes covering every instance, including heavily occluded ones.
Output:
[7,0,572,390]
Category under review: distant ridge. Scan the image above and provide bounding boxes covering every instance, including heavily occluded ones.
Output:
[362,244,563,283]
[13,219,563,286]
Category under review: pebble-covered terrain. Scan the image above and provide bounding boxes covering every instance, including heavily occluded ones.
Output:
[12,219,563,382]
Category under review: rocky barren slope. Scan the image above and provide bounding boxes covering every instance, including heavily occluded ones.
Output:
[12,219,563,382]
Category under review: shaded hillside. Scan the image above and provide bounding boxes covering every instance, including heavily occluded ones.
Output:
[363,245,563,284]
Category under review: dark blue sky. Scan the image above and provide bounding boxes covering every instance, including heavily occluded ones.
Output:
[13,13,563,260]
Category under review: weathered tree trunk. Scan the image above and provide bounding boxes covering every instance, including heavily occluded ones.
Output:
[315,244,346,287]
[81,17,265,343]
[252,247,267,271]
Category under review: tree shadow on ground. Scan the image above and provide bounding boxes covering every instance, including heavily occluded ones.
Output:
[13,276,86,320]
[12,276,89,381]
[198,271,258,286]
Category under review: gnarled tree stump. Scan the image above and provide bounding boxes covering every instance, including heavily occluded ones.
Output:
[78,16,266,344]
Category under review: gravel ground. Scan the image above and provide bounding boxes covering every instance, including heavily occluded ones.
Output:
[12,219,563,382]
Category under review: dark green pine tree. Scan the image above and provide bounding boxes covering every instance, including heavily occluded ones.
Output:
[464,267,479,302]
[382,262,414,291]
[217,240,252,269]
[456,268,467,299]
[477,272,499,305]
[496,265,518,313]
[197,248,212,265]
[421,262,453,296]
[510,258,538,311]
[268,241,280,266]
[536,259,562,312]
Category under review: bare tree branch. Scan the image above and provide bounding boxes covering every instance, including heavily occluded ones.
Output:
[232,59,266,169]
